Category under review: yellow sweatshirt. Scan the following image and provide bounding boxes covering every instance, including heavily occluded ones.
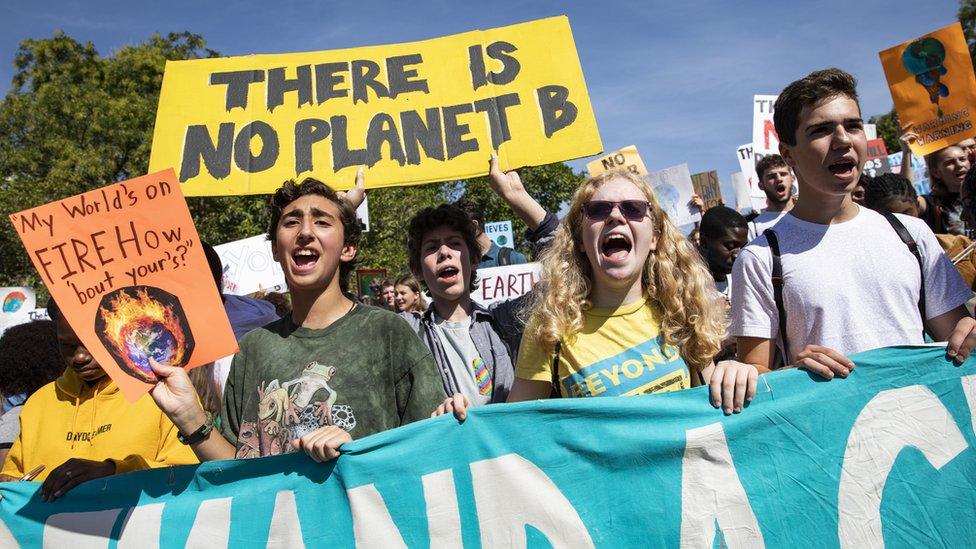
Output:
[1,368,198,481]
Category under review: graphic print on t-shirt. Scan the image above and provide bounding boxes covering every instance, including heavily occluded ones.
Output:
[472,357,493,396]
[235,361,357,459]
[560,335,689,397]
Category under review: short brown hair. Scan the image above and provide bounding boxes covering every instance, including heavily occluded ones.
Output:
[267,178,362,291]
[755,154,789,180]
[774,68,860,147]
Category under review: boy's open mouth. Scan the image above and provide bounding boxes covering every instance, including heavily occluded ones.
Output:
[436,266,460,283]
[601,233,632,261]
[775,183,788,194]
[293,249,319,271]
[828,159,857,178]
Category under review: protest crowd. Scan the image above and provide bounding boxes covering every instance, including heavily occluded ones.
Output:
[0,11,975,546]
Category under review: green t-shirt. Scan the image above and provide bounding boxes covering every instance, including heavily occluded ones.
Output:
[221,303,446,458]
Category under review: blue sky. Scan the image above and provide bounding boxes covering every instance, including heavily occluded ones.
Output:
[0,0,963,203]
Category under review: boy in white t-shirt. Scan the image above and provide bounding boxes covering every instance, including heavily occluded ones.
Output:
[747,154,794,240]
[731,68,976,378]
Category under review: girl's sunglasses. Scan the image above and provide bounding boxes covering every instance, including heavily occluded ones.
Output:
[582,200,650,221]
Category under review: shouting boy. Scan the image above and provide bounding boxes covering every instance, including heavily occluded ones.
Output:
[732,68,976,377]
[152,175,446,462]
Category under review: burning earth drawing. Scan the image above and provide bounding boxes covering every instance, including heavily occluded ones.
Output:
[95,286,194,383]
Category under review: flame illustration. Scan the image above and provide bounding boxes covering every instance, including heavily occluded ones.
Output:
[96,287,193,383]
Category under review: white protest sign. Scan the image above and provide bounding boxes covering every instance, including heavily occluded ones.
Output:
[472,262,541,305]
[0,287,36,334]
[214,235,287,296]
[648,164,701,226]
[737,142,772,212]
[752,95,779,156]
[484,220,515,248]
[356,195,370,233]
[731,172,753,213]
[864,123,877,140]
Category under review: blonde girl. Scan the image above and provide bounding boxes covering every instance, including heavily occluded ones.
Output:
[434,169,757,418]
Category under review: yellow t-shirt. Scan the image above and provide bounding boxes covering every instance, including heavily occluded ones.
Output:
[516,298,690,397]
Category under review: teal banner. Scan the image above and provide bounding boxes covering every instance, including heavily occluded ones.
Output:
[1,346,975,547]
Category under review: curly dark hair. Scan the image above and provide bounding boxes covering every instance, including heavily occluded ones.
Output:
[267,178,363,291]
[862,173,917,212]
[0,320,65,397]
[774,68,860,147]
[755,154,788,181]
[407,204,481,291]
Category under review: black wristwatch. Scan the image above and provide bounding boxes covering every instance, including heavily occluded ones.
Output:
[177,411,214,445]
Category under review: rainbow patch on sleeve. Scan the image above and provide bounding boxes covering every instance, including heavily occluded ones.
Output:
[473,357,493,396]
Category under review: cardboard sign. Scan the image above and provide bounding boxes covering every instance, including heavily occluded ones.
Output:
[149,16,602,196]
[691,170,723,210]
[473,262,541,305]
[8,170,237,402]
[586,145,648,176]
[356,269,388,300]
[484,220,514,248]
[214,234,287,296]
[0,287,36,334]
[647,164,701,226]
[863,139,892,178]
[752,95,779,156]
[881,22,976,156]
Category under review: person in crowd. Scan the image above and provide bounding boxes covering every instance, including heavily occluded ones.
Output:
[435,168,759,420]
[919,144,971,235]
[377,279,397,311]
[699,206,749,302]
[149,174,446,463]
[202,242,281,392]
[748,154,795,239]
[732,68,975,380]
[0,301,198,499]
[394,275,427,314]
[452,198,527,267]
[958,137,976,165]
[0,320,65,465]
[865,172,976,289]
[400,204,515,406]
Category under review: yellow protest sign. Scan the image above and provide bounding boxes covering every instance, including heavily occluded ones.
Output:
[880,22,976,156]
[586,145,648,176]
[149,16,602,196]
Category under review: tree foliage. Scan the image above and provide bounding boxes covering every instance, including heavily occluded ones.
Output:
[0,32,270,292]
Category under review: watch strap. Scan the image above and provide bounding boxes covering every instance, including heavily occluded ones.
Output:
[177,411,214,445]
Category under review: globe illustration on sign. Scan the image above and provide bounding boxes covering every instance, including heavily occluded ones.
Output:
[902,37,949,115]
[95,286,195,383]
[497,234,508,246]
[654,183,681,221]
[2,291,27,313]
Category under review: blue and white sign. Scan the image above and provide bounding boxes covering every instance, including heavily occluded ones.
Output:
[1,346,975,546]
[484,220,514,248]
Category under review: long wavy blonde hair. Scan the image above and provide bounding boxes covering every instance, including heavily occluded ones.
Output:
[525,169,725,372]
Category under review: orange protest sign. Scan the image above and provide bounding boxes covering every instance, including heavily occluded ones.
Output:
[880,22,976,156]
[8,169,237,402]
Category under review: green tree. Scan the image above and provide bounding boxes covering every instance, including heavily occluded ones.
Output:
[0,32,268,294]
[960,0,976,64]
[868,109,900,154]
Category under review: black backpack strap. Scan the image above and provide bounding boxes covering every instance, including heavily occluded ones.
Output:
[764,229,789,362]
[498,246,511,266]
[550,341,562,398]
[880,211,926,329]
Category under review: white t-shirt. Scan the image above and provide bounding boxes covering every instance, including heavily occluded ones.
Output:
[748,209,789,241]
[731,207,972,363]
